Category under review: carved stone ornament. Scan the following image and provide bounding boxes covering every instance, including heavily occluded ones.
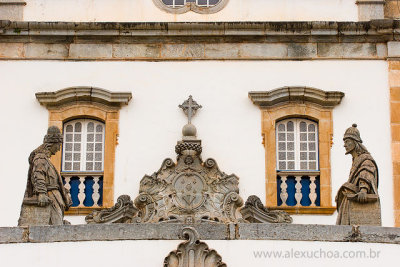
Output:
[85,195,137,224]
[86,96,292,224]
[336,124,381,226]
[18,126,72,226]
[241,195,293,223]
[153,0,229,14]
[164,227,226,267]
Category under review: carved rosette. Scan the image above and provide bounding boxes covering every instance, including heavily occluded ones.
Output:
[164,227,226,267]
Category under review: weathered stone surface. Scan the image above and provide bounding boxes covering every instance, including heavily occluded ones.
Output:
[237,223,353,242]
[24,43,68,59]
[164,227,226,267]
[376,43,388,57]
[28,223,229,243]
[357,1,385,21]
[69,44,112,59]
[112,44,160,59]
[0,227,26,244]
[388,41,400,57]
[288,43,317,58]
[0,1,25,21]
[1,223,400,244]
[240,43,287,59]
[336,124,381,226]
[204,44,240,59]
[161,44,204,59]
[358,225,400,243]
[0,43,24,58]
[318,43,377,58]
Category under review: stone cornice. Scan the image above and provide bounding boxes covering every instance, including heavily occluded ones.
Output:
[36,87,132,108]
[249,87,345,108]
[0,20,398,41]
[1,223,400,244]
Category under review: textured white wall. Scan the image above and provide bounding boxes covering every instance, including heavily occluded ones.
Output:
[23,0,358,22]
[0,60,392,227]
[0,239,398,267]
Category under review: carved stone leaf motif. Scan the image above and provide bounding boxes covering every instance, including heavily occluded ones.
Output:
[164,227,227,267]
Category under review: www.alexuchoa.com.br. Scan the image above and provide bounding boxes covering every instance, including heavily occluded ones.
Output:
[253,248,381,259]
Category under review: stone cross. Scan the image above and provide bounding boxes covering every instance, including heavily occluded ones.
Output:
[179,95,202,124]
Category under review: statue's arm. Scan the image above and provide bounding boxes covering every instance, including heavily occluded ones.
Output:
[31,158,48,195]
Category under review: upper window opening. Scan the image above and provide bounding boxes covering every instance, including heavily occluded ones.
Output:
[62,119,105,172]
[162,0,220,8]
[276,118,319,171]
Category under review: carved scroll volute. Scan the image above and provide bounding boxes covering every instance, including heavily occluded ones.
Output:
[164,227,227,267]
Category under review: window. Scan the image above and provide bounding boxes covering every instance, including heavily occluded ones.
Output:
[36,86,132,215]
[153,0,229,14]
[276,119,319,171]
[62,119,105,172]
[249,86,344,214]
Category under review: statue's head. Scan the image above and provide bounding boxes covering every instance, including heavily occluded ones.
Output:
[43,126,63,155]
[343,124,368,156]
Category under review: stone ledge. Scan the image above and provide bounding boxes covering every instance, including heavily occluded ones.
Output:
[1,223,399,244]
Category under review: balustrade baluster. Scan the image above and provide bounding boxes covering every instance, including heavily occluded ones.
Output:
[280,175,288,206]
[77,176,86,207]
[295,176,302,206]
[63,176,72,200]
[92,176,100,206]
[309,175,317,206]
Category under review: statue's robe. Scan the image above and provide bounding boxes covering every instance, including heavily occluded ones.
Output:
[18,148,71,226]
[335,153,381,225]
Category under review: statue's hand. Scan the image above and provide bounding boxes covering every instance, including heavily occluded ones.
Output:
[38,193,50,207]
[357,189,368,203]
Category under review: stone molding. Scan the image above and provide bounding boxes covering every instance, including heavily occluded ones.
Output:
[152,0,229,14]
[36,87,132,108]
[248,87,345,108]
[1,223,400,244]
[0,20,396,60]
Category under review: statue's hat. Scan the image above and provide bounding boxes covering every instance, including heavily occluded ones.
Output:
[343,123,362,143]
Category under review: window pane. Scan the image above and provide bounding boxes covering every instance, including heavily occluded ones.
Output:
[287,121,294,131]
[279,162,286,170]
[75,122,82,132]
[65,143,73,151]
[96,125,103,133]
[309,162,317,170]
[287,152,294,160]
[64,162,72,171]
[94,162,102,171]
[309,152,316,160]
[87,153,93,161]
[95,153,102,161]
[87,134,94,142]
[66,125,73,132]
[74,134,81,142]
[278,142,286,151]
[86,162,93,171]
[300,152,307,160]
[87,122,94,132]
[65,153,72,161]
[300,142,307,151]
[95,143,102,152]
[287,161,295,170]
[95,134,102,142]
[309,142,316,150]
[74,143,81,151]
[66,134,73,142]
[287,133,294,141]
[73,153,80,161]
[300,133,307,141]
[87,143,94,151]
[287,142,294,151]
[308,133,316,141]
[300,162,307,170]
[278,123,285,131]
[73,162,80,171]
[278,133,286,141]
[300,122,307,132]
[308,124,315,132]
[278,152,286,160]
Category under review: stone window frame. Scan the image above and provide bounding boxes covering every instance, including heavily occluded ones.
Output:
[152,0,229,14]
[249,86,344,214]
[36,86,132,215]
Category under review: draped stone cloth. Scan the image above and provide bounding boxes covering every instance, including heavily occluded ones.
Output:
[335,153,381,226]
[18,147,71,226]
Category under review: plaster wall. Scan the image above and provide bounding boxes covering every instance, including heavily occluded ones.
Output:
[22,0,358,22]
[0,239,398,267]
[0,60,392,226]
